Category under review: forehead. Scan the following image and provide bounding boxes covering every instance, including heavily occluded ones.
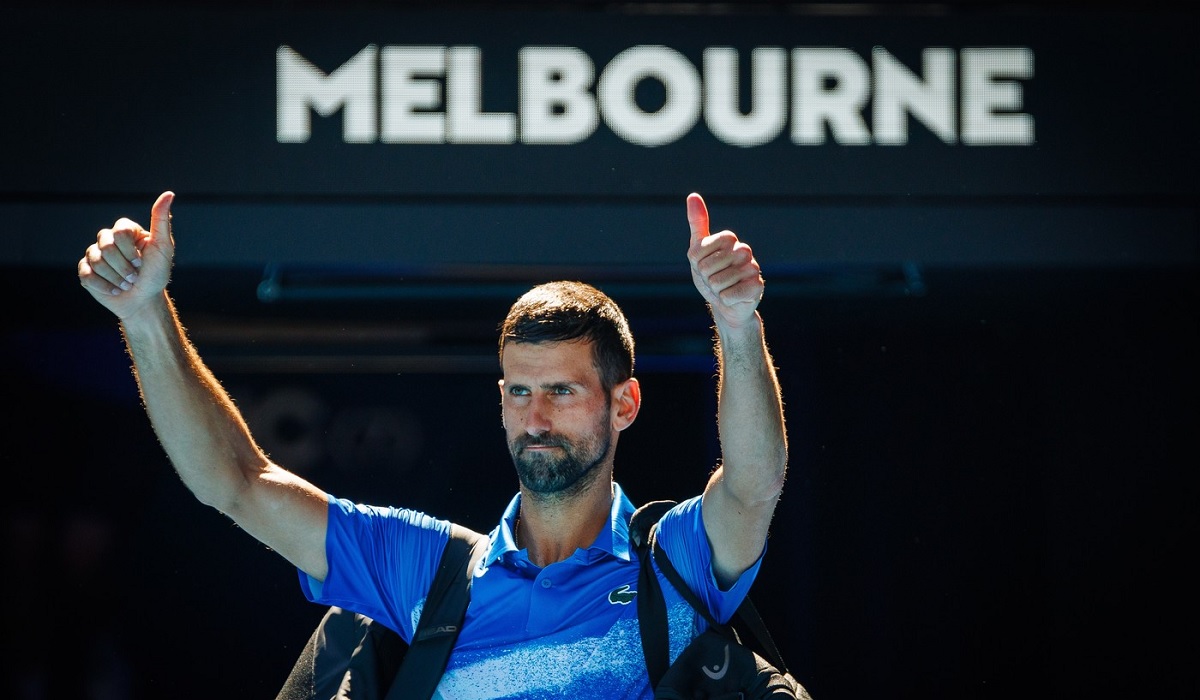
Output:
[501,340,600,385]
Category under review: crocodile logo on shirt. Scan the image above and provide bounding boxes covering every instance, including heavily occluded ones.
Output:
[608,584,637,605]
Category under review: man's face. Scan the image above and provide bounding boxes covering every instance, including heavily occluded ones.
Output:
[499,340,615,497]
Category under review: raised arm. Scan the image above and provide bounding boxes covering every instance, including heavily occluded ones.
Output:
[686,193,788,587]
[78,192,331,580]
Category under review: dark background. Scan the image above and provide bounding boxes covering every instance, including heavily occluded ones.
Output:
[3,2,1196,699]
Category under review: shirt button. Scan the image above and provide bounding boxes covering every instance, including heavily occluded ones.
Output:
[540,579,553,588]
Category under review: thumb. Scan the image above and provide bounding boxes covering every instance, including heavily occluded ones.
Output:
[686,192,710,243]
[149,191,175,244]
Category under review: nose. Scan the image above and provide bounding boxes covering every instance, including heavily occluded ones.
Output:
[525,395,553,436]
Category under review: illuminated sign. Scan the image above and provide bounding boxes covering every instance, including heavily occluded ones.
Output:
[277,45,1034,147]
[6,7,1192,203]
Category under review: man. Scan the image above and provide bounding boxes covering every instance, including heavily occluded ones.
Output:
[77,191,788,697]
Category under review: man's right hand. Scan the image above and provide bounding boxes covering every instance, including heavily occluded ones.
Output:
[78,191,176,320]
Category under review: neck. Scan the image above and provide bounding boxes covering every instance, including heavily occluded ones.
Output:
[517,478,614,567]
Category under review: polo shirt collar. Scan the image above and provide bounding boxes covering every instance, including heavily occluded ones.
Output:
[483,482,636,567]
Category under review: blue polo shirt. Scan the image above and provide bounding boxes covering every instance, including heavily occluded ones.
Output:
[299,483,763,699]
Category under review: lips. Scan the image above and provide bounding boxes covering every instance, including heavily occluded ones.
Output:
[517,436,566,452]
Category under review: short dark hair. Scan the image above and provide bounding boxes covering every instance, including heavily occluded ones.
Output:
[499,281,635,391]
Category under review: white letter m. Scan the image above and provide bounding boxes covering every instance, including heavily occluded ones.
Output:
[277,45,378,143]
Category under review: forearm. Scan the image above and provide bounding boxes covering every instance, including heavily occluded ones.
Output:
[121,291,266,513]
[711,311,788,505]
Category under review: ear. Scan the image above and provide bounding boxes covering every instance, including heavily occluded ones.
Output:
[612,378,641,432]
[497,379,507,428]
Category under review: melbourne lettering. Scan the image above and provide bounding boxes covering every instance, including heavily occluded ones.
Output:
[277,44,1034,147]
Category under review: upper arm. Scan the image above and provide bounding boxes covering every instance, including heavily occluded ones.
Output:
[222,464,331,581]
[701,467,779,588]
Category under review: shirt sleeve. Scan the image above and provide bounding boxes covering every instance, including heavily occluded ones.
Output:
[297,494,451,641]
[653,495,765,625]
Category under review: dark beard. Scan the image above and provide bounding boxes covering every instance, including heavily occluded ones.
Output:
[509,417,612,499]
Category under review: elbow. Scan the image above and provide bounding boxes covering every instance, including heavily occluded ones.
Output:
[187,458,262,516]
[757,468,787,507]
[759,446,790,502]
[192,482,242,515]
[756,447,788,501]
[720,456,787,509]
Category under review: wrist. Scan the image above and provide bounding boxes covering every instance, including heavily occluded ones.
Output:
[713,309,763,340]
[119,290,174,336]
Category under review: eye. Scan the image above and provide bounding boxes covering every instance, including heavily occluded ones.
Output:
[550,385,573,395]
[508,385,531,397]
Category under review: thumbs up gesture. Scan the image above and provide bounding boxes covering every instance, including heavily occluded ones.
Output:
[78,191,176,320]
[685,193,764,330]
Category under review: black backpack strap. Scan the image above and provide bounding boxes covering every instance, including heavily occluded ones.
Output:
[631,500,677,689]
[637,528,670,687]
[385,523,489,700]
